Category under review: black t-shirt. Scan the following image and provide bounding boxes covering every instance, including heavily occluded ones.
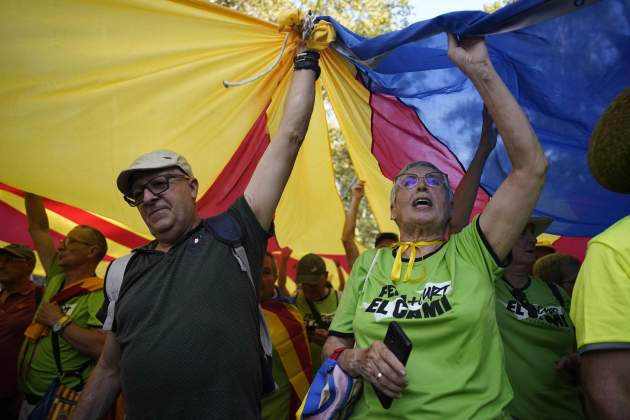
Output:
[100,197,269,419]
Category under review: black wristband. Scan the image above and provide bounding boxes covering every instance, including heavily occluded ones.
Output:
[293,50,321,79]
[294,60,321,80]
[295,51,320,62]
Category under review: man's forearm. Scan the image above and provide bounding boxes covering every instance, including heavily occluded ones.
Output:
[72,361,120,420]
[60,325,105,359]
[274,69,317,150]
[450,144,491,234]
[342,196,361,242]
[582,350,630,420]
[24,193,56,272]
[244,68,316,230]
[25,193,49,231]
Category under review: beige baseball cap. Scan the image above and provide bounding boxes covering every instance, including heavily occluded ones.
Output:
[117,150,194,195]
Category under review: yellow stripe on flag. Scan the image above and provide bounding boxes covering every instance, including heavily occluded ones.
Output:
[262,307,311,400]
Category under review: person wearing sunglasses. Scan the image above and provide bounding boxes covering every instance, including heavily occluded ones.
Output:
[324,34,548,419]
[73,46,318,420]
[496,217,583,420]
[17,194,107,419]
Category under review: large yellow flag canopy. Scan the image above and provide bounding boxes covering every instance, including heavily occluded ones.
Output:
[0,0,372,284]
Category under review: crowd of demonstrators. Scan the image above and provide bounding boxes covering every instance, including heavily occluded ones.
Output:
[323,34,548,418]
[17,194,107,420]
[570,87,630,420]
[0,245,40,419]
[496,217,583,420]
[259,252,312,420]
[71,44,318,420]
[294,254,341,373]
[5,34,627,420]
[534,252,581,295]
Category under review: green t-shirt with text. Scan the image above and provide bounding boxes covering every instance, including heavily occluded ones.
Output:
[330,218,512,419]
[495,276,583,420]
[23,258,103,396]
[296,289,339,373]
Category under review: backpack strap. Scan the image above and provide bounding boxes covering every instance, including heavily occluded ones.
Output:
[305,297,325,329]
[205,212,273,359]
[34,285,43,306]
[547,281,566,311]
[102,253,134,331]
[205,211,243,246]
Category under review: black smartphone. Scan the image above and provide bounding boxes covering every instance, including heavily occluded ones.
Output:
[372,321,412,409]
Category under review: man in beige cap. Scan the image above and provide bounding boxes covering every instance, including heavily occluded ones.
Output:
[295,253,340,373]
[0,244,40,420]
[74,49,319,419]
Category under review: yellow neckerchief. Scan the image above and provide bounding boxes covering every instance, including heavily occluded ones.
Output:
[391,241,444,283]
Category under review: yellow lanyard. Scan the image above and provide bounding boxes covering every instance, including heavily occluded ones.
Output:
[390,241,444,283]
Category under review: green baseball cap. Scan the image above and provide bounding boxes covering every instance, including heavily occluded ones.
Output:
[0,244,36,263]
[296,253,327,285]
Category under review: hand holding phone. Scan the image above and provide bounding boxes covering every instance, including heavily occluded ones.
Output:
[372,321,412,409]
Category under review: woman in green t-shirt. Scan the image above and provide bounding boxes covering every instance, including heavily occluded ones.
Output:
[323,34,548,419]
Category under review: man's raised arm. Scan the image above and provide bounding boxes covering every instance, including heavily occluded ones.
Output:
[245,51,317,231]
[24,192,57,274]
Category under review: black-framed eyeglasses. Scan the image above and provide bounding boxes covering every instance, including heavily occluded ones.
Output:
[395,172,449,190]
[60,237,94,248]
[510,288,538,318]
[124,174,189,207]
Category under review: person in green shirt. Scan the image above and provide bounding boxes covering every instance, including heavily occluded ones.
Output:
[496,216,583,420]
[295,253,341,373]
[18,194,107,418]
[323,33,548,419]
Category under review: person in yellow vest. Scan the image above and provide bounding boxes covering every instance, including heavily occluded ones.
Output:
[18,193,107,419]
[260,252,312,420]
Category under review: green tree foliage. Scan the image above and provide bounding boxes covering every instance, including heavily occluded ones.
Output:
[213,0,411,247]
[214,0,410,38]
[483,0,516,13]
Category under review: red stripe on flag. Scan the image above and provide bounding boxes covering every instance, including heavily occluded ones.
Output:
[0,200,113,261]
[196,107,270,218]
[0,200,64,247]
[370,93,489,216]
[0,183,148,249]
[552,236,589,262]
